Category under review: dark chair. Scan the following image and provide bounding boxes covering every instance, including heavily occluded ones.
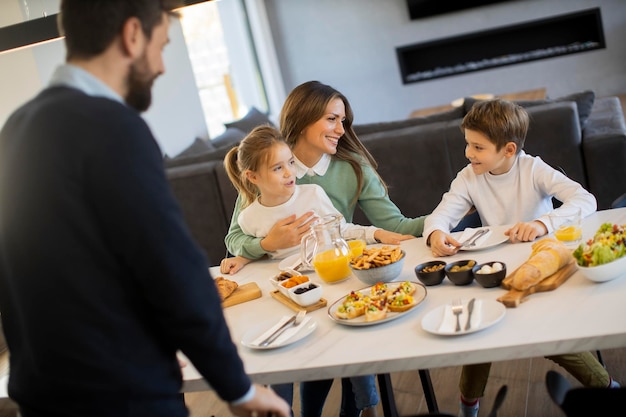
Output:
[546,370,626,417]
[402,384,507,417]
[611,192,626,209]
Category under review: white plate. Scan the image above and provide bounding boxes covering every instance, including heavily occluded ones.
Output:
[278,253,314,272]
[241,318,317,350]
[327,281,427,326]
[421,298,506,336]
[453,225,511,251]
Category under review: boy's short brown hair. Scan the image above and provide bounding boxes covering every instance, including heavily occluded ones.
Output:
[461,98,529,153]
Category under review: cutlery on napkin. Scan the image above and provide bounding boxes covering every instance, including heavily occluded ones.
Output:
[458,227,492,248]
[439,299,482,333]
[251,315,311,347]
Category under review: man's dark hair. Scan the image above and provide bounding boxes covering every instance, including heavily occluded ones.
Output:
[60,0,182,60]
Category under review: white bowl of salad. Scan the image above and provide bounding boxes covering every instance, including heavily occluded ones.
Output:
[573,223,626,282]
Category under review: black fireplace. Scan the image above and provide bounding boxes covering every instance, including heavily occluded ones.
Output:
[396,8,605,84]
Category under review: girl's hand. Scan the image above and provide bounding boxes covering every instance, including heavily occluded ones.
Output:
[373,230,414,245]
[220,256,251,274]
[261,212,317,252]
[505,220,547,242]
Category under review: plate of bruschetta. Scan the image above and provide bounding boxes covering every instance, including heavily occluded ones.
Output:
[327,281,427,326]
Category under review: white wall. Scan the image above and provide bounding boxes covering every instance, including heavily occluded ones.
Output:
[264,0,626,123]
[0,2,207,157]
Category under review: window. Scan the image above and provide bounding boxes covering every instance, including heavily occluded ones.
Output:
[179,0,277,139]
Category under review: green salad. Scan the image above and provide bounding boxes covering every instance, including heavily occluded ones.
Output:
[573,223,626,267]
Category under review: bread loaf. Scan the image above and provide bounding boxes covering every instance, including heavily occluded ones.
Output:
[510,239,572,291]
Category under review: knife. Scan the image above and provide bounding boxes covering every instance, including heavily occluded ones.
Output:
[465,298,476,331]
[259,314,297,347]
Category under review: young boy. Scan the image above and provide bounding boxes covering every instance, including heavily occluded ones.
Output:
[422,99,619,417]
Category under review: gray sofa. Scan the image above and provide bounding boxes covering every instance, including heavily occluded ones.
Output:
[165,92,626,266]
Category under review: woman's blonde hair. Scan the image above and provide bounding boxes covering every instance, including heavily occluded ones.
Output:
[279,81,387,208]
[461,98,529,153]
[224,125,286,208]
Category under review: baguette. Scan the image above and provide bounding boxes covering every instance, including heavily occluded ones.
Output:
[510,238,572,291]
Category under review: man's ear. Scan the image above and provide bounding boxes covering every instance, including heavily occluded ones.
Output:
[120,17,145,58]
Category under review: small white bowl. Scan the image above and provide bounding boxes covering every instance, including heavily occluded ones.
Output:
[578,255,626,283]
[288,282,323,306]
[277,275,310,297]
[269,270,300,290]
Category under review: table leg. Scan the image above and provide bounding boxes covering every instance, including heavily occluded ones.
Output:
[419,369,439,413]
[377,373,399,417]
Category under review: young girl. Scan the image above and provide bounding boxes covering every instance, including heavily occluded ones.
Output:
[220,125,410,417]
[219,125,410,274]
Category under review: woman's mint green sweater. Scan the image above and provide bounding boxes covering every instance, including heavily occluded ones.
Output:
[225,158,425,259]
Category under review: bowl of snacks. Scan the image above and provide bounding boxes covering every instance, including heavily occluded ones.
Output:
[472,261,507,288]
[445,259,476,286]
[288,282,323,306]
[574,223,626,282]
[414,260,446,286]
[350,246,406,286]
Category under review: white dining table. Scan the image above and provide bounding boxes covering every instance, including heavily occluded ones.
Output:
[181,208,626,408]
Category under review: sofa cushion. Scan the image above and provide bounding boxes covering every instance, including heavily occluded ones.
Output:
[224,106,274,134]
[170,137,215,159]
[211,127,247,149]
[353,106,464,136]
[358,120,459,220]
[463,90,596,129]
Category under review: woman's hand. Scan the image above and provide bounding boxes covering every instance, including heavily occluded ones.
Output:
[229,384,291,417]
[220,256,251,275]
[261,212,317,252]
[505,220,547,242]
[373,230,415,245]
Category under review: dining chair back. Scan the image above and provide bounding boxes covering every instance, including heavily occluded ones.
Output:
[546,370,626,416]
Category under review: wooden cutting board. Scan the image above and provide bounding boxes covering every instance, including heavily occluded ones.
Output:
[222,282,262,308]
[270,290,327,312]
[497,260,578,308]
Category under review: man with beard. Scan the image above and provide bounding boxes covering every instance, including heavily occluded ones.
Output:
[0,1,290,417]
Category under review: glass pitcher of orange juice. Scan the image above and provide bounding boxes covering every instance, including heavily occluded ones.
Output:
[300,214,352,283]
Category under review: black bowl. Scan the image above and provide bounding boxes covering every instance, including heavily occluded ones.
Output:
[414,261,446,286]
[473,261,507,288]
[445,259,476,286]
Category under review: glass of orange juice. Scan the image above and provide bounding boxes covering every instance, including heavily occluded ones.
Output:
[549,207,582,248]
[346,229,367,259]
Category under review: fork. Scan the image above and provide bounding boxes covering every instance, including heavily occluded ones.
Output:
[464,228,490,248]
[452,299,463,332]
[260,310,306,347]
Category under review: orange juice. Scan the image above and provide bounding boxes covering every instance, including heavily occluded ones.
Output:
[313,249,351,283]
[347,239,366,258]
[554,225,582,242]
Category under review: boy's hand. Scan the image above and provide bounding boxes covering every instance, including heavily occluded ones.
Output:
[505,220,548,242]
[373,230,415,245]
[428,230,461,257]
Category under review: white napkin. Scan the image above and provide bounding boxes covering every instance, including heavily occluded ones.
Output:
[459,227,492,247]
[251,315,311,347]
[439,299,483,333]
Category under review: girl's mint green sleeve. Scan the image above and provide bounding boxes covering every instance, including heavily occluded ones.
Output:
[224,194,267,259]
